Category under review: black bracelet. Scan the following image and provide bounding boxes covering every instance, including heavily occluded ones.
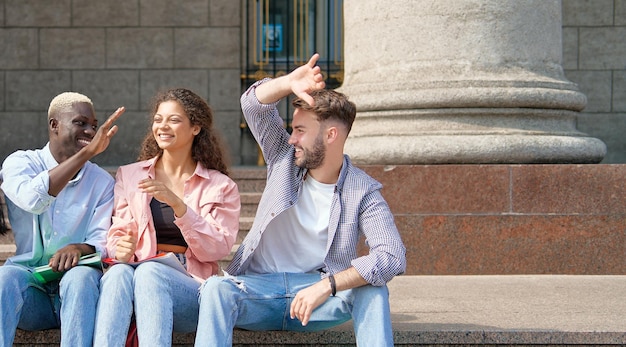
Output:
[328,274,337,296]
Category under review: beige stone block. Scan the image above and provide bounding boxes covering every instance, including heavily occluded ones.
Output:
[565,70,612,112]
[613,71,626,112]
[91,111,147,167]
[579,27,626,69]
[174,28,240,68]
[107,28,173,68]
[0,73,3,111]
[139,0,208,27]
[577,113,626,164]
[0,29,38,69]
[209,69,240,111]
[6,0,71,26]
[562,0,614,26]
[212,110,242,167]
[73,0,139,27]
[210,0,241,27]
[139,70,209,109]
[5,71,71,111]
[40,29,105,69]
[562,27,578,70]
[72,70,140,111]
[0,112,47,162]
[617,0,626,25]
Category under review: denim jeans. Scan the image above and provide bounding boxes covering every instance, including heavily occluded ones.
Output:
[94,261,202,347]
[0,263,101,347]
[194,272,393,347]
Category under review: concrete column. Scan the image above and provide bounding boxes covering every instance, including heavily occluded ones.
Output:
[340,0,606,164]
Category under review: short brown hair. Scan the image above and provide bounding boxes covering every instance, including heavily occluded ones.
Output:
[292,89,356,134]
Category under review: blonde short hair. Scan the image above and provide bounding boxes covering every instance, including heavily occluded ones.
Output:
[48,92,93,119]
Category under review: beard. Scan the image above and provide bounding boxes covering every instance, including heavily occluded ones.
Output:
[295,133,326,169]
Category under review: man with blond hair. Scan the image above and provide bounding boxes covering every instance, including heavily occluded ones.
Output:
[0,92,124,347]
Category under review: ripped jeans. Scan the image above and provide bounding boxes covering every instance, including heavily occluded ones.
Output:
[194,272,393,347]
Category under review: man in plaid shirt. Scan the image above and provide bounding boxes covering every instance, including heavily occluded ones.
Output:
[195,54,406,347]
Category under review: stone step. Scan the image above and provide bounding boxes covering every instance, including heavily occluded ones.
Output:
[230,166,267,193]
[240,192,261,218]
[12,275,626,346]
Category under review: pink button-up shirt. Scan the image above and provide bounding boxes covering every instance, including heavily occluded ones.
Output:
[106,157,240,280]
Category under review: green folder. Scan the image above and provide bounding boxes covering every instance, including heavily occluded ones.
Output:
[32,253,103,284]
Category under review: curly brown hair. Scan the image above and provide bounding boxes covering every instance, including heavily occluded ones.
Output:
[138,88,230,176]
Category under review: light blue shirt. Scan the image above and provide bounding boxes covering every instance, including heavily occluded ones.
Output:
[0,143,114,267]
[228,80,407,286]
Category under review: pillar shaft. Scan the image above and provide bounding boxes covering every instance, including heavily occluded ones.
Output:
[340,0,606,164]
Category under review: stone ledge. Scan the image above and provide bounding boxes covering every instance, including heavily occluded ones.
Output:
[13,326,626,346]
[12,275,626,346]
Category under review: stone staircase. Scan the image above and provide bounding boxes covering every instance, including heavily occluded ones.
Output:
[218,167,265,269]
[2,165,625,346]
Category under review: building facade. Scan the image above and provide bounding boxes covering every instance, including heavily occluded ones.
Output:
[0,0,624,166]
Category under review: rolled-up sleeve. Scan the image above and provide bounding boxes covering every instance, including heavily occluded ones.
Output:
[351,190,407,286]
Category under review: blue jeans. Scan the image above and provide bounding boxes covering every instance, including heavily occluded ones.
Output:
[0,263,101,347]
[94,261,201,347]
[194,272,393,347]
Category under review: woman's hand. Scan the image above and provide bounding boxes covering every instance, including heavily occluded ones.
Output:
[115,229,137,263]
[138,178,187,217]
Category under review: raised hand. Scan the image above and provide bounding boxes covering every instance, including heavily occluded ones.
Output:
[288,53,326,106]
[84,106,125,158]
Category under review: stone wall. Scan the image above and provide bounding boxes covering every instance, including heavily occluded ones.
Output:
[562,0,626,163]
[0,0,242,167]
[0,0,624,165]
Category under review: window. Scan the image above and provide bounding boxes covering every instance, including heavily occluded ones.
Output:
[241,0,344,165]
[243,0,344,90]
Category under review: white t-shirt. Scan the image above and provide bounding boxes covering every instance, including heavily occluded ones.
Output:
[247,175,335,274]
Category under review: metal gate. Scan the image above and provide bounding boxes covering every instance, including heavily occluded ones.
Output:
[241,0,344,157]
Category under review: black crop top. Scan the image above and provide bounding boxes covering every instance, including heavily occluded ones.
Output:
[150,198,188,248]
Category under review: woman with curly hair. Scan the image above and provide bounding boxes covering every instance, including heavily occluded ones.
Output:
[94,89,240,346]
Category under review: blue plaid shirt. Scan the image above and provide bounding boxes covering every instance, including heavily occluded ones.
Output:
[227,80,406,286]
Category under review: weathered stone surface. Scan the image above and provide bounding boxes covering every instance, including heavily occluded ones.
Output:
[341,0,605,164]
[209,0,241,27]
[579,27,626,70]
[174,28,240,69]
[362,164,626,275]
[5,0,71,27]
[107,28,174,69]
[140,70,210,110]
[12,275,626,346]
[72,70,140,111]
[0,29,38,69]
[40,29,106,69]
[565,70,612,113]
[4,71,71,111]
[72,0,139,27]
[562,0,614,26]
[139,0,209,27]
